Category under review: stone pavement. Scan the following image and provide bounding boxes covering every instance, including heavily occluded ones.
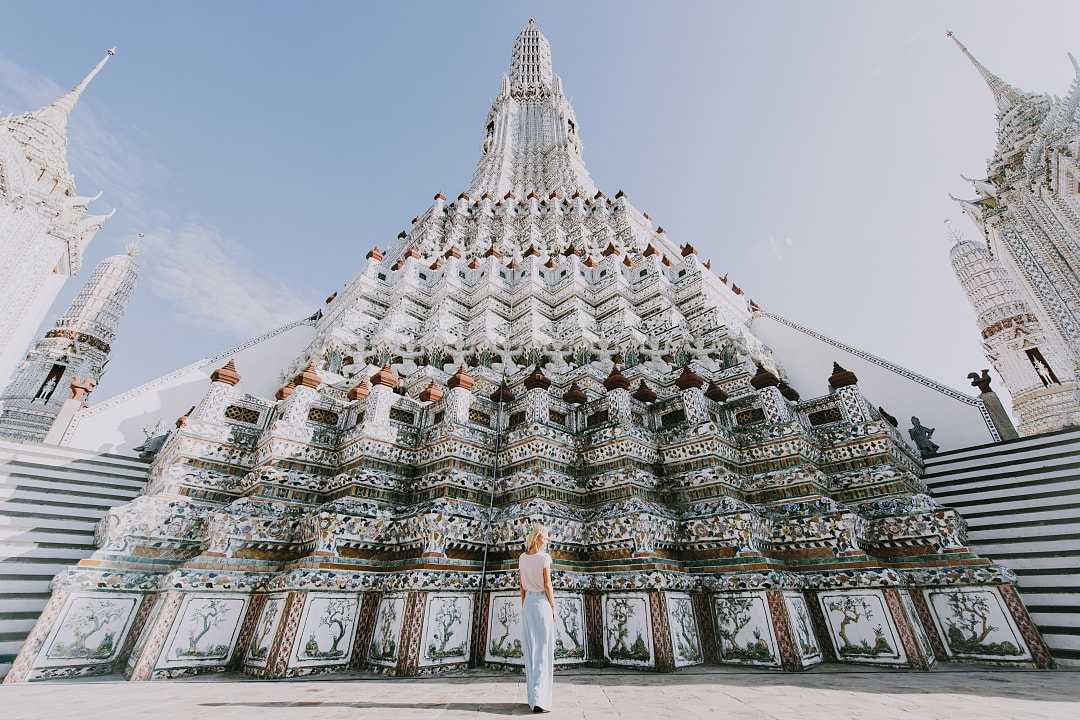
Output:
[2,665,1078,720]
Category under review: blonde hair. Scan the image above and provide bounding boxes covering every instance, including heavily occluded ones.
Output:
[525,523,549,550]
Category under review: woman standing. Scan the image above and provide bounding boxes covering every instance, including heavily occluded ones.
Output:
[519,524,555,713]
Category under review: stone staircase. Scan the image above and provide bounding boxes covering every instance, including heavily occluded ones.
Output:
[0,439,148,679]
[923,428,1080,667]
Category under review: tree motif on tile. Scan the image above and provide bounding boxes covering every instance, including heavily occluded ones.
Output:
[943,592,1021,657]
[555,598,585,660]
[248,599,281,660]
[370,601,399,662]
[826,597,893,657]
[489,600,523,659]
[426,597,466,660]
[177,599,231,658]
[715,596,774,662]
[670,597,701,664]
[607,597,649,662]
[302,598,355,659]
[48,599,125,660]
[791,599,818,658]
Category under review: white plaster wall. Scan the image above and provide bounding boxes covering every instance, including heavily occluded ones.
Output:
[750,313,994,451]
[62,319,316,453]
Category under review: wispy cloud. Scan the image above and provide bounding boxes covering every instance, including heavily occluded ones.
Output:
[767,235,794,262]
[2,52,315,343]
[141,225,318,336]
[0,52,166,225]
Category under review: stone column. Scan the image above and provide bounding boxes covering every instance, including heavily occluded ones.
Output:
[968,370,1019,440]
[608,387,632,426]
[361,364,400,442]
[750,365,793,423]
[186,359,242,439]
[681,387,709,425]
[445,365,475,425]
[827,362,874,424]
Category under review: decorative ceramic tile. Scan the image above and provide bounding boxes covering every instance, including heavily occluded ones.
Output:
[244,593,287,667]
[602,592,653,667]
[38,594,140,669]
[485,592,525,665]
[553,594,587,665]
[712,592,780,668]
[666,592,703,667]
[290,593,361,668]
[783,592,822,666]
[158,594,248,668]
[419,594,472,667]
[925,587,1031,661]
[898,590,936,665]
[368,594,406,667]
[819,590,905,665]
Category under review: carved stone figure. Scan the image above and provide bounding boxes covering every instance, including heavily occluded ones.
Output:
[908,417,940,457]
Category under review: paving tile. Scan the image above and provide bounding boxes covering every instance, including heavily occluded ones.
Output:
[2,665,1079,720]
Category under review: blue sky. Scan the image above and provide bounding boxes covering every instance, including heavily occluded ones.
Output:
[1,1,1077,401]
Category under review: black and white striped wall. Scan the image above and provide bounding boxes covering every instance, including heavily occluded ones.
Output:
[924,428,1080,667]
[0,440,148,679]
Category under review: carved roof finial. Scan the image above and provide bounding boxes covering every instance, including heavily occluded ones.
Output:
[946,31,1026,114]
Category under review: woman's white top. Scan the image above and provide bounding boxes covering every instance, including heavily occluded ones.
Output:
[518,551,551,593]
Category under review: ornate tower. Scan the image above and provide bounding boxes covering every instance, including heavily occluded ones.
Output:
[0,48,117,387]
[0,239,139,441]
[947,222,1080,434]
[948,32,1080,434]
[7,21,1051,684]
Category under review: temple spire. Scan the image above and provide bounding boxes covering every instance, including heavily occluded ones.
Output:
[509,19,554,97]
[946,31,1024,115]
[34,47,116,133]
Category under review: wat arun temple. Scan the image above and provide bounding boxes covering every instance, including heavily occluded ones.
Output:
[3,21,1073,682]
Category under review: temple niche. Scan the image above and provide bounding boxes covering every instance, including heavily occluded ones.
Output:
[4,21,1052,684]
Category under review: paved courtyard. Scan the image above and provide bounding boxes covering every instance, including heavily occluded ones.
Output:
[2,665,1078,720]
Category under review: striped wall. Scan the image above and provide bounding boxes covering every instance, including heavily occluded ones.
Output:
[0,439,148,679]
[924,428,1080,667]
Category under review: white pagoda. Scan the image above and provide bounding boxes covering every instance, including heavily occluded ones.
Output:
[5,21,1050,683]
[0,240,139,442]
[947,33,1080,435]
[0,49,117,387]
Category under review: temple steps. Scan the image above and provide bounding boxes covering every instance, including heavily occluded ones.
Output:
[924,428,1080,666]
[0,439,148,680]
